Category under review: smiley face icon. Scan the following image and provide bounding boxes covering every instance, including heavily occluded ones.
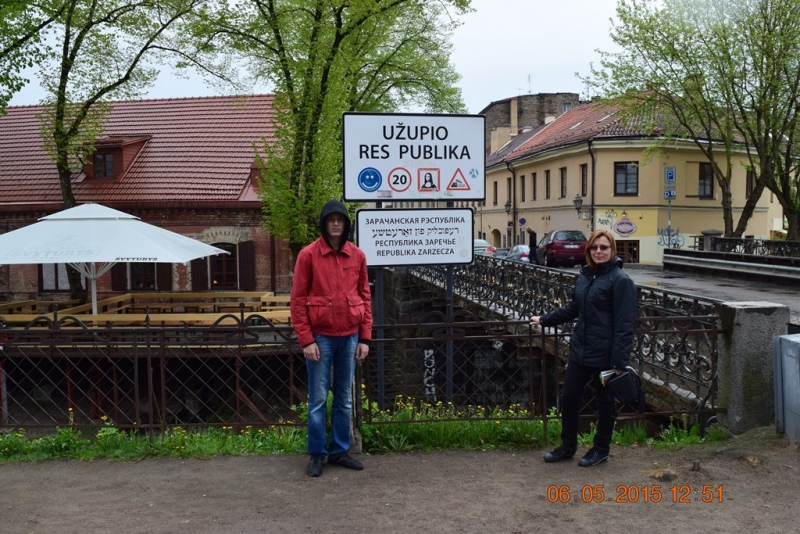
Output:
[358,167,382,192]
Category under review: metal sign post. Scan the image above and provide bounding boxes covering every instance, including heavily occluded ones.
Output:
[665,167,676,247]
[344,112,487,405]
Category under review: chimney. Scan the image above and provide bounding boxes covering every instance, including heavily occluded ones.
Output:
[489,126,513,152]
[510,97,519,133]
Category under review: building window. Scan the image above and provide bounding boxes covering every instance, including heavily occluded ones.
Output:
[493,181,498,205]
[532,172,537,201]
[39,264,81,292]
[507,177,512,206]
[520,175,526,202]
[580,163,588,196]
[210,243,238,289]
[562,102,572,113]
[110,262,172,292]
[94,153,114,178]
[130,263,157,290]
[614,162,638,196]
[560,167,567,198]
[699,162,714,199]
[745,169,755,197]
[545,170,551,199]
[190,241,254,291]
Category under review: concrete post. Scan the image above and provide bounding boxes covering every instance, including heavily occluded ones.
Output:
[716,301,789,433]
[701,229,723,251]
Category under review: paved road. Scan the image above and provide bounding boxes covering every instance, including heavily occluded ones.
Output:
[621,265,800,325]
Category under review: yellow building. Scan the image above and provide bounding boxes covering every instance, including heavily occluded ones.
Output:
[476,101,783,264]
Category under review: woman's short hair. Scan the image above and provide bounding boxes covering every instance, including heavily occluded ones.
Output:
[585,229,617,268]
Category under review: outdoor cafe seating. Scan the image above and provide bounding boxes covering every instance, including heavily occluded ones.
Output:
[0,291,292,328]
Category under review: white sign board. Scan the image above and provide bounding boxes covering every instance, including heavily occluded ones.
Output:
[356,208,474,267]
[343,113,485,201]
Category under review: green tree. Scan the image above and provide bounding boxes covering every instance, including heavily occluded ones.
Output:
[0,1,69,112]
[30,0,208,300]
[187,0,470,257]
[587,0,800,239]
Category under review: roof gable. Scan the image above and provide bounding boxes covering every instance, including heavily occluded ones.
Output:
[0,94,277,207]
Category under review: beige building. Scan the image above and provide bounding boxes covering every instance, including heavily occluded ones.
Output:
[475,101,783,264]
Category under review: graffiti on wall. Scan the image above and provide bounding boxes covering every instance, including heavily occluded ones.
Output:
[597,209,617,228]
[657,227,685,248]
[423,348,436,401]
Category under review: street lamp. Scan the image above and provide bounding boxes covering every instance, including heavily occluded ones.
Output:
[572,195,583,213]
[504,200,512,214]
[572,194,592,223]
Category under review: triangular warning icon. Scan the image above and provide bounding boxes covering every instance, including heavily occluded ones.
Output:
[446,168,471,191]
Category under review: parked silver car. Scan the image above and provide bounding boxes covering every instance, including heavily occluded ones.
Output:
[507,244,531,263]
[473,238,496,257]
[494,247,510,260]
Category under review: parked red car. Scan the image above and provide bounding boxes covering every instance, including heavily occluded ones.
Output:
[536,230,587,267]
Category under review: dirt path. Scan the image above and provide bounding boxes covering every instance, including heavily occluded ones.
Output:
[1,428,797,534]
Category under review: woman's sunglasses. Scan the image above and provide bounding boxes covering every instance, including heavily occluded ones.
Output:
[589,245,611,251]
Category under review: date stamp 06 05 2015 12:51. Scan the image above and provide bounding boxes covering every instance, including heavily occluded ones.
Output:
[546,484,724,504]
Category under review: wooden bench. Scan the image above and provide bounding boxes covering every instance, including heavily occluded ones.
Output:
[260,295,291,311]
[60,294,134,315]
[128,291,271,312]
[0,300,39,314]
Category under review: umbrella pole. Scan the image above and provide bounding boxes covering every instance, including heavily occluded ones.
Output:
[91,263,98,315]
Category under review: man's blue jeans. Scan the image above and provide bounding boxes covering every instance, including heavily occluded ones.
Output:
[306,333,358,457]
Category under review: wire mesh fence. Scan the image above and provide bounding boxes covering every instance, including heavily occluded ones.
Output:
[1,305,721,435]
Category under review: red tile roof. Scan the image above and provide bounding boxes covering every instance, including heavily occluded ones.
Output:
[496,100,733,166]
[501,101,629,163]
[0,94,276,208]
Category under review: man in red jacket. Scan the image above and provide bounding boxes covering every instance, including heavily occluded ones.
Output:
[291,200,372,477]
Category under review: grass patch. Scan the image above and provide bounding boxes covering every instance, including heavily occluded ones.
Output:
[0,399,728,462]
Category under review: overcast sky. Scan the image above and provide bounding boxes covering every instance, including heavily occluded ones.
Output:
[8,0,619,114]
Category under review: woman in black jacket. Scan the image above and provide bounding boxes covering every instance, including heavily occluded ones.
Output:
[530,229,636,467]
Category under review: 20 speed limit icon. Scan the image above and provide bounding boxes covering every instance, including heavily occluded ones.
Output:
[387,167,412,193]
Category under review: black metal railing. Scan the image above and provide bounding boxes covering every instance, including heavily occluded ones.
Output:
[410,257,719,326]
[710,236,800,258]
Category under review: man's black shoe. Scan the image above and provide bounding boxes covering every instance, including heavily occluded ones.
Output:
[578,447,609,467]
[328,453,363,470]
[307,455,324,477]
[543,446,576,463]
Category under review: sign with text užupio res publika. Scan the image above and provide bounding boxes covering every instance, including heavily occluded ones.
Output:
[356,208,475,267]
[343,113,486,201]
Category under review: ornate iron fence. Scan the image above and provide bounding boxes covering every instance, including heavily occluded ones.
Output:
[406,258,721,416]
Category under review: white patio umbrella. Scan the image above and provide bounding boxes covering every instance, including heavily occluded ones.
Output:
[0,203,228,314]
